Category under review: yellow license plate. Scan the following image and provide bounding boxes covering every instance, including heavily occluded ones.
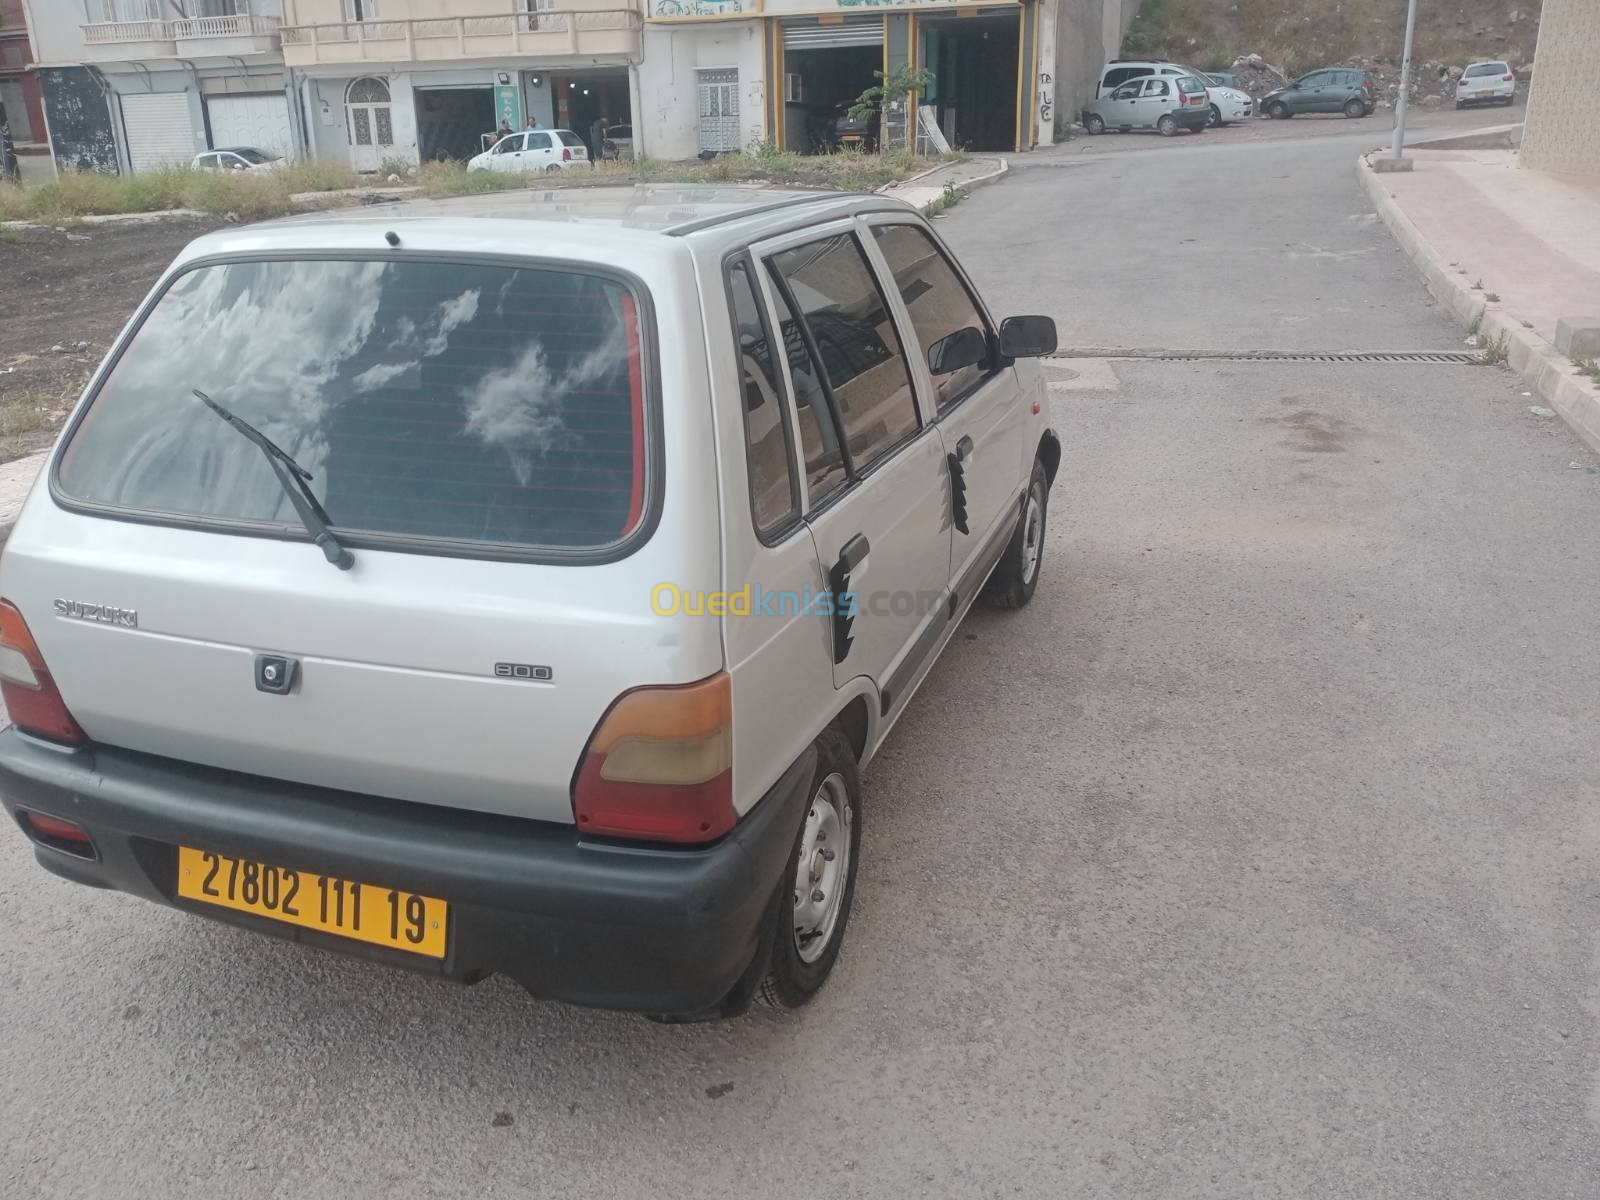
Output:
[176,846,448,959]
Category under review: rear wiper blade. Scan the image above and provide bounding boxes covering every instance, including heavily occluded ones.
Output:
[193,389,355,571]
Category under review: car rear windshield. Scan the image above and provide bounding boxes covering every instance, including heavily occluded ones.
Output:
[1465,63,1507,77]
[1177,76,1207,94]
[56,258,651,554]
[557,131,584,147]
[233,148,274,164]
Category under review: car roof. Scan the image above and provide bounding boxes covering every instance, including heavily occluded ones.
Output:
[173,185,915,265]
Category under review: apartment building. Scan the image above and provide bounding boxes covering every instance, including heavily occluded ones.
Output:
[1,0,44,146]
[22,0,1131,172]
[24,1,291,172]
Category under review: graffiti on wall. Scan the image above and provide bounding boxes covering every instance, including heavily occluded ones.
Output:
[650,0,750,16]
[1038,70,1052,128]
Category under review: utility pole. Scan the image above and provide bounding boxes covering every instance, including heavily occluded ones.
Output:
[1391,0,1420,159]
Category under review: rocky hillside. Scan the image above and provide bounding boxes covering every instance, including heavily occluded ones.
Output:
[1122,0,1541,95]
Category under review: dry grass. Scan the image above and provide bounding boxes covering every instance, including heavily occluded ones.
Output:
[418,147,951,200]
[0,160,362,224]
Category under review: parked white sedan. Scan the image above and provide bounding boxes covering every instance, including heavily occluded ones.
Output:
[192,147,285,172]
[468,129,590,173]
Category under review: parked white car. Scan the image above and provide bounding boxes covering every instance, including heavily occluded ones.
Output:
[0,185,1060,1019]
[468,128,590,173]
[191,147,285,172]
[1094,60,1251,128]
[1456,61,1516,108]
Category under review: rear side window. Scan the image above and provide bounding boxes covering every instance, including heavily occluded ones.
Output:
[727,259,799,535]
[57,258,652,554]
[1144,79,1170,97]
[766,274,846,505]
[557,131,584,147]
[872,223,992,413]
[769,234,919,474]
[527,131,551,149]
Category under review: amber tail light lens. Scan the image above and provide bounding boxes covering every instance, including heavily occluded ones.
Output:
[572,673,734,844]
[0,599,86,745]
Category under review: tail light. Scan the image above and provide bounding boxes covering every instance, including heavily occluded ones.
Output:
[573,673,734,843]
[1176,91,1187,105]
[17,810,95,858]
[1503,74,1513,82]
[0,600,85,745]
[563,147,572,161]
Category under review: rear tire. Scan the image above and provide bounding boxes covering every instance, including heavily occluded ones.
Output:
[1085,114,1105,135]
[545,164,562,174]
[757,728,863,1010]
[1158,113,1179,137]
[1267,101,1290,120]
[1344,99,1365,118]
[983,459,1049,610]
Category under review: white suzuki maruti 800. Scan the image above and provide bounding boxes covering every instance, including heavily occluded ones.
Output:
[0,185,1059,1018]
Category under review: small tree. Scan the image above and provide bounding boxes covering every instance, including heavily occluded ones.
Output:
[848,66,935,148]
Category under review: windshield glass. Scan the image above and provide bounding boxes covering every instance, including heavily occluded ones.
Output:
[57,258,650,553]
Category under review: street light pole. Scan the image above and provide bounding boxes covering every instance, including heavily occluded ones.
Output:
[1391,0,1420,159]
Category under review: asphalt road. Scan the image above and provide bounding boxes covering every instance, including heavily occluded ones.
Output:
[5,124,1600,1199]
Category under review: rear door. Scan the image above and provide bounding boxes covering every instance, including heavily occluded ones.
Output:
[525,130,553,168]
[864,218,1023,598]
[755,224,950,698]
[11,253,695,824]
[1137,78,1172,127]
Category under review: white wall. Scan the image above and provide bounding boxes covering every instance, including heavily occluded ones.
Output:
[637,20,764,160]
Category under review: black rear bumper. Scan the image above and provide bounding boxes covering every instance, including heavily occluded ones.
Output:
[0,728,814,1016]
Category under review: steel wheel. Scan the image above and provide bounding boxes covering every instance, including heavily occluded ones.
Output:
[792,772,852,964]
[1085,114,1105,135]
[1158,114,1179,137]
[1020,483,1044,587]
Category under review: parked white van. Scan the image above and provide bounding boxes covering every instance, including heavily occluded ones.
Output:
[0,186,1060,1019]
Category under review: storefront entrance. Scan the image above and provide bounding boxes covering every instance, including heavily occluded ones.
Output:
[414,86,494,163]
[918,9,1021,152]
[548,70,631,158]
[780,17,884,153]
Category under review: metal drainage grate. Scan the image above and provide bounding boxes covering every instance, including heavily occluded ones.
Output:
[1046,348,1482,364]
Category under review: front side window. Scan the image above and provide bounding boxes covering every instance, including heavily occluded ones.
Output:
[58,259,651,554]
[872,223,993,413]
[1111,83,1141,101]
[727,260,798,535]
[492,134,523,154]
[769,234,918,474]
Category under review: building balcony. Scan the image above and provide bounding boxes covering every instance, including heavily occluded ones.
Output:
[80,8,281,63]
[172,12,282,56]
[280,10,641,68]
[81,19,177,61]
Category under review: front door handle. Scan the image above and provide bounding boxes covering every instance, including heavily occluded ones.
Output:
[954,434,974,463]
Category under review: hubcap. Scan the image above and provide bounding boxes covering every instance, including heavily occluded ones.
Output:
[1020,486,1044,585]
[792,773,852,964]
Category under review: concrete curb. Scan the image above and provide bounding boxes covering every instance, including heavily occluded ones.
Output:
[878,156,1008,215]
[1358,152,1600,456]
[1,208,209,230]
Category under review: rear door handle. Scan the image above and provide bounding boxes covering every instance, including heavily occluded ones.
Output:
[829,534,869,665]
[838,533,869,572]
[954,434,974,462]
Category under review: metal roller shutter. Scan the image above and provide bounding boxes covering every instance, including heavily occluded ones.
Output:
[121,92,196,172]
[782,16,884,50]
[205,93,294,159]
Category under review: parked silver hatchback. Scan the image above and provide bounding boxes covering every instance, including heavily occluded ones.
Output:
[0,185,1060,1018]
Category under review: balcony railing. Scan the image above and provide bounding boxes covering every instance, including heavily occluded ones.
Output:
[280,10,641,62]
[172,13,281,39]
[82,18,171,43]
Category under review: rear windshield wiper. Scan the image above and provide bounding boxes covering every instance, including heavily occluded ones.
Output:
[192,389,355,571]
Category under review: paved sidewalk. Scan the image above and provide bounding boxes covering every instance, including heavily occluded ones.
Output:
[877,154,1006,213]
[1361,147,1600,450]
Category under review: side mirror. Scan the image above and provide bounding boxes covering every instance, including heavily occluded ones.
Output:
[998,315,1057,359]
[926,326,988,376]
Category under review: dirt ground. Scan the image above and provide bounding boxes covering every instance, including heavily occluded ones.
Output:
[0,216,223,462]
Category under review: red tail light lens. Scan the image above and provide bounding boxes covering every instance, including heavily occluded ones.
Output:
[573,673,734,843]
[18,810,95,858]
[0,600,85,745]
[1502,74,1513,81]
[563,147,572,161]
